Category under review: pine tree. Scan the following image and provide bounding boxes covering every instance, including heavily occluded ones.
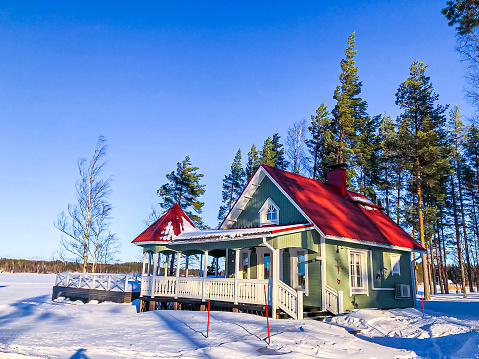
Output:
[356,114,381,199]
[218,149,246,223]
[262,137,276,167]
[158,155,206,227]
[395,60,449,300]
[245,144,261,179]
[271,133,288,170]
[307,101,334,181]
[378,114,396,216]
[331,32,368,166]
[448,105,474,292]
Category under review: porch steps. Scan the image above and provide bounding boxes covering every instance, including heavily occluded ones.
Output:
[302,306,333,321]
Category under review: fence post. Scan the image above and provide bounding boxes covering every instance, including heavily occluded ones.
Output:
[108,275,112,291]
[78,274,82,288]
[337,290,343,314]
[67,273,70,287]
[297,290,304,320]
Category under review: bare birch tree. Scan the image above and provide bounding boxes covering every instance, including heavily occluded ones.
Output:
[55,135,116,272]
[286,120,309,175]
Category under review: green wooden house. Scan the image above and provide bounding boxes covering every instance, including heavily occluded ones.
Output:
[133,164,424,319]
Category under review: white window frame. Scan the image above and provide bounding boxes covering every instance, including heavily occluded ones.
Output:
[258,198,280,226]
[348,249,369,296]
[390,253,401,276]
[289,248,309,296]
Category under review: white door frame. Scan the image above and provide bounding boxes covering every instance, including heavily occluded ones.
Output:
[289,248,309,296]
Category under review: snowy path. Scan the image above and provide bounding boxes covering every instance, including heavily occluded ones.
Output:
[0,274,415,358]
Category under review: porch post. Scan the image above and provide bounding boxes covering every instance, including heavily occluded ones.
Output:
[272,248,278,318]
[175,252,181,299]
[321,238,326,311]
[164,254,169,277]
[152,252,159,298]
[202,250,208,301]
[234,249,240,304]
[142,252,147,275]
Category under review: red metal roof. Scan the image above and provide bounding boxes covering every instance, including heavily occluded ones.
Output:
[261,165,424,251]
[132,203,197,244]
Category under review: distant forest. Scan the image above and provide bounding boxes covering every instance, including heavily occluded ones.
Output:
[0,258,142,274]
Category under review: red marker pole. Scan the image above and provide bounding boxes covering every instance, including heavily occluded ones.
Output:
[207,293,211,338]
[421,293,424,317]
[264,284,270,345]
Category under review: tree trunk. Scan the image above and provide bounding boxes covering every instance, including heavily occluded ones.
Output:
[429,238,437,295]
[457,166,474,292]
[385,163,389,217]
[397,171,401,225]
[417,165,430,300]
[169,253,175,276]
[451,174,467,298]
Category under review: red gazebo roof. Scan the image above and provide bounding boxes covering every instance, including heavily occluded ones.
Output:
[132,203,197,244]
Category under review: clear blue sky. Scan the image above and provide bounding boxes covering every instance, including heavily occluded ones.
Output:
[0,1,473,263]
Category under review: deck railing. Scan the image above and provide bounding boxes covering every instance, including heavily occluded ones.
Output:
[325,284,343,315]
[141,275,304,319]
[277,280,303,319]
[55,273,141,293]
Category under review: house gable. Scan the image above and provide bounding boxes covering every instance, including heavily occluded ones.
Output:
[231,175,307,229]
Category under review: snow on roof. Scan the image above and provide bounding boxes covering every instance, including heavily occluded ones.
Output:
[132,203,197,245]
[170,223,314,244]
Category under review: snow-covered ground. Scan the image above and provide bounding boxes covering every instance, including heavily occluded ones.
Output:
[0,274,476,358]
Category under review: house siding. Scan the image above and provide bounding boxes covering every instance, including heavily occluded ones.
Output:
[325,239,414,311]
[232,176,307,228]
[303,252,322,307]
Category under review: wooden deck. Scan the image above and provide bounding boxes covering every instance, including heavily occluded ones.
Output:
[52,273,141,304]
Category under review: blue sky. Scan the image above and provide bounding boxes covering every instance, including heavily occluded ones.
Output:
[0,1,472,262]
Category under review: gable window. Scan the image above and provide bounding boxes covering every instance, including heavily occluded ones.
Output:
[259,198,280,226]
[390,254,401,275]
[348,249,368,295]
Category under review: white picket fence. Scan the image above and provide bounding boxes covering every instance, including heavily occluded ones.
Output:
[55,272,141,292]
[141,275,304,319]
[325,284,343,315]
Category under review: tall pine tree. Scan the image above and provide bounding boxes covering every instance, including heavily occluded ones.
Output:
[218,149,246,223]
[331,32,368,167]
[395,60,449,300]
[158,155,206,227]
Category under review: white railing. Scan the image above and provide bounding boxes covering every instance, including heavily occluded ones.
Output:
[325,284,343,315]
[55,273,141,293]
[144,276,271,305]
[141,276,153,296]
[277,280,303,319]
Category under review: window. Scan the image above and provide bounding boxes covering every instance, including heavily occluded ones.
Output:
[289,248,308,294]
[241,252,249,279]
[259,198,280,226]
[266,205,277,221]
[264,253,270,279]
[348,249,368,295]
[391,254,401,275]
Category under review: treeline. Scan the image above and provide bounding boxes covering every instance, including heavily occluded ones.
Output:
[0,258,142,274]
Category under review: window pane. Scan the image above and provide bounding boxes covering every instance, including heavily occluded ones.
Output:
[264,254,270,279]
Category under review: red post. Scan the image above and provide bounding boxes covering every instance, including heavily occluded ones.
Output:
[207,293,211,338]
[264,284,270,345]
[421,293,424,317]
